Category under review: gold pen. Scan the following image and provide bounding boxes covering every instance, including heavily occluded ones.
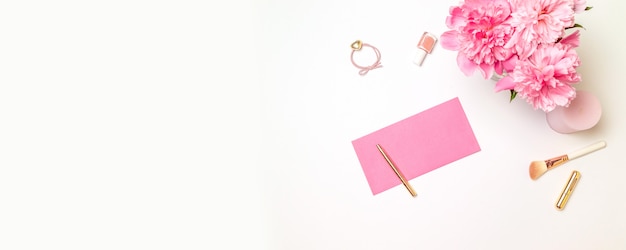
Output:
[376,144,417,197]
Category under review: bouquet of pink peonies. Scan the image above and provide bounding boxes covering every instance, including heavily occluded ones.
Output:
[440,0,591,112]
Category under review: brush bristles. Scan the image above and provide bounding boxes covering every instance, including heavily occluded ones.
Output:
[529,161,548,180]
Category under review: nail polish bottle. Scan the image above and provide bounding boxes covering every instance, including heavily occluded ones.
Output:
[414,32,437,66]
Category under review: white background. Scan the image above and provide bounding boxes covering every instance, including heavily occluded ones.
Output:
[1,0,624,249]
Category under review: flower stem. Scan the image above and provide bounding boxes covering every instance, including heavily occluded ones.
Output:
[509,90,518,102]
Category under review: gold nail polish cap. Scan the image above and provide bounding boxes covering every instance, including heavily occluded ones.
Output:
[556,170,581,210]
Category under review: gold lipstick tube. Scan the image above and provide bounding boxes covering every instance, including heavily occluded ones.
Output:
[556,170,581,210]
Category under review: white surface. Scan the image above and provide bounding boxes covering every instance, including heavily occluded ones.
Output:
[1,0,625,249]
[258,0,626,249]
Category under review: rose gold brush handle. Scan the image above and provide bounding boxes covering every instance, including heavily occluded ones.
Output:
[545,155,569,170]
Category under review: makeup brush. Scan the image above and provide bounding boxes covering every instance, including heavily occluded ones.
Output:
[529,141,606,180]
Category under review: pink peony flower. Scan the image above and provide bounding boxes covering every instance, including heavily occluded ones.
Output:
[511,42,581,112]
[440,0,516,79]
[505,0,575,59]
[442,0,590,112]
[495,30,580,92]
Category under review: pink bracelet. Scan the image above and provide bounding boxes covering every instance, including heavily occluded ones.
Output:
[350,40,382,76]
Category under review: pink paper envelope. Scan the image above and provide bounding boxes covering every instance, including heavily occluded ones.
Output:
[352,97,480,195]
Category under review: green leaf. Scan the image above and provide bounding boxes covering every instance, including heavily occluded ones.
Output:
[509,90,517,102]
[585,6,593,11]
[566,23,585,30]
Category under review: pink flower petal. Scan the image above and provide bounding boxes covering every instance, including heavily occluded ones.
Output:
[479,63,494,79]
[440,31,460,51]
[502,55,518,72]
[494,61,504,75]
[446,7,466,28]
[457,53,478,76]
[559,30,580,48]
[494,76,516,92]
